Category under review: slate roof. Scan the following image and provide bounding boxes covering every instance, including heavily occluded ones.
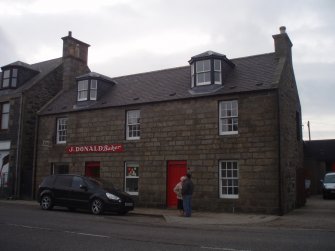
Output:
[39,52,280,115]
[0,58,63,100]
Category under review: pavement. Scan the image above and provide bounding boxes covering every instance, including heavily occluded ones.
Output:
[1,195,334,229]
[132,207,279,225]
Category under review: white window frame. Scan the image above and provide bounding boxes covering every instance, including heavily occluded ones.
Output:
[125,162,139,195]
[56,118,67,144]
[77,80,88,101]
[214,59,221,85]
[2,68,17,88]
[219,160,239,199]
[126,110,140,140]
[191,63,195,88]
[219,100,238,135]
[1,102,10,130]
[90,79,97,101]
[1,103,10,130]
[196,60,211,86]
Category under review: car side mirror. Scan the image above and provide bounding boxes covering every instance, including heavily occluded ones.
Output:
[80,184,88,191]
[320,180,324,184]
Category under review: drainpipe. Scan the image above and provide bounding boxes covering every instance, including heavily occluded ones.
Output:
[31,114,40,200]
[14,94,24,199]
[277,89,283,216]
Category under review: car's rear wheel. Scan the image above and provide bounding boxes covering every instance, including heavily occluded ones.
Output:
[40,194,53,210]
[91,199,104,215]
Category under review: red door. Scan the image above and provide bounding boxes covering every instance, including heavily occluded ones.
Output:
[85,162,100,178]
[167,160,187,208]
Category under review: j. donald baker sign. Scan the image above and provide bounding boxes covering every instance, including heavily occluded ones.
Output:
[66,144,124,154]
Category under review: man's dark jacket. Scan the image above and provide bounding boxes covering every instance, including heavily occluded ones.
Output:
[182,178,194,196]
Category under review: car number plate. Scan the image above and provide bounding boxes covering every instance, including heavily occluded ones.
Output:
[125,202,133,207]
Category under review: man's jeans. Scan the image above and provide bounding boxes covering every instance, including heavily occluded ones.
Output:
[183,195,192,217]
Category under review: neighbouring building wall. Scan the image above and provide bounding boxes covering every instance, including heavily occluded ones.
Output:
[277,59,304,214]
[36,90,281,214]
[18,65,64,198]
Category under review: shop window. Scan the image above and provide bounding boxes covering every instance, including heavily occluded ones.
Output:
[85,162,100,178]
[125,162,139,195]
[51,163,69,174]
[219,160,239,199]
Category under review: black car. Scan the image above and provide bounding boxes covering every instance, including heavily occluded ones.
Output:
[37,174,134,215]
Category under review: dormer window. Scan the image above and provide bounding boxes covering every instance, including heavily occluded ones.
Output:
[189,51,234,88]
[195,60,211,86]
[77,79,97,101]
[2,68,18,88]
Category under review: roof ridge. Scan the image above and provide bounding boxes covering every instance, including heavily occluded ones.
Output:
[30,57,62,66]
[231,52,275,61]
[112,65,189,80]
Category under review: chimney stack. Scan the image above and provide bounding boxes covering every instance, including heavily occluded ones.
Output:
[272,26,292,58]
[62,31,90,64]
[61,32,90,90]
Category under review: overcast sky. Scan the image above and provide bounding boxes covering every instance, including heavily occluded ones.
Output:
[0,0,334,140]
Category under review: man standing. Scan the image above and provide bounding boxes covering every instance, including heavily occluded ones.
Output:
[182,173,194,217]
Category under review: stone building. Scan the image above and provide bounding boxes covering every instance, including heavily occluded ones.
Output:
[0,32,89,198]
[34,27,304,215]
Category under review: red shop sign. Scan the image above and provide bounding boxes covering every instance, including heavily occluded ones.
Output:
[66,144,124,154]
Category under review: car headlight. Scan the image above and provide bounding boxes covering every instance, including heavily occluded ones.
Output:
[106,192,121,201]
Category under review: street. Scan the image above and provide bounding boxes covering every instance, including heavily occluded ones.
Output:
[0,197,334,251]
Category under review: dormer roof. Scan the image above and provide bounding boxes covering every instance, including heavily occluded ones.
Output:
[189,50,235,68]
[76,72,115,84]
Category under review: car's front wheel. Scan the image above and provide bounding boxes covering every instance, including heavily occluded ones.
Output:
[91,199,104,215]
[40,194,53,210]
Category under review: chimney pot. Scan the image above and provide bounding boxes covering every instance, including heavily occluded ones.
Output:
[279,26,286,34]
[68,31,72,37]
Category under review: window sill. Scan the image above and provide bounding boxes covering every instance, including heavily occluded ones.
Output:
[220,195,239,199]
[220,131,238,136]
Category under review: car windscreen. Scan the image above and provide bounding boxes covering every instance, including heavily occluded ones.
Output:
[324,174,335,183]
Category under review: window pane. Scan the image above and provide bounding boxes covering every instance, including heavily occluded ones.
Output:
[2,103,10,113]
[2,79,9,88]
[12,69,18,77]
[215,72,221,83]
[220,101,238,134]
[78,80,88,101]
[196,61,203,72]
[125,162,139,194]
[126,178,138,192]
[91,80,97,89]
[204,72,211,82]
[90,89,97,100]
[219,161,239,198]
[214,60,221,71]
[78,80,88,90]
[203,60,210,71]
[57,118,67,143]
[127,110,140,140]
[3,70,10,78]
[1,103,10,129]
[1,114,9,129]
[11,79,17,87]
